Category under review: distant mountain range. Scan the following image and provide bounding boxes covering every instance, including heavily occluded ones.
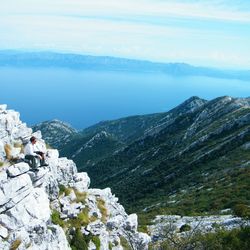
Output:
[34,96,250,221]
[1,50,249,81]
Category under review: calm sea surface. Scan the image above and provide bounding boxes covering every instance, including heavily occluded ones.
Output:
[0,67,249,129]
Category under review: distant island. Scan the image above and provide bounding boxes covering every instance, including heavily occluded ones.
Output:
[0,50,249,81]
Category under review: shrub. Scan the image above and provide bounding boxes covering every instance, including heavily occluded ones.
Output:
[70,228,88,250]
[233,204,250,219]
[59,184,66,196]
[179,224,191,232]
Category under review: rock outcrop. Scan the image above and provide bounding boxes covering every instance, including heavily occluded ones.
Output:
[0,105,150,249]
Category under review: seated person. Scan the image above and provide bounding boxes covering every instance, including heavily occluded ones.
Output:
[24,136,48,169]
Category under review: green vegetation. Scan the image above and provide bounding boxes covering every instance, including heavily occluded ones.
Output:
[70,229,101,250]
[179,224,191,232]
[150,226,250,250]
[120,236,132,250]
[51,209,65,227]
[233,204,250,219]
[70,229,88,250]
[74,190,88,204]
[10,239,22,250]
[91,236,101,250]
[0,161,4,167]
[58,184,73,197]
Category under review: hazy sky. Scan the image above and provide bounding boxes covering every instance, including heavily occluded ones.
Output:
[1,0,250,69]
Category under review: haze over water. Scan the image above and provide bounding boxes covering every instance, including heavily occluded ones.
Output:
[0,67,249,129]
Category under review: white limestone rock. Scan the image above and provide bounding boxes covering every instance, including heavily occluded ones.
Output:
[0,105,151,250]
[0,104,7,111]
[0,224,8,239]
[7,162,30,177]
[0,170,7,183]
[123,214,138,232]
[0,140,5,161]
[71,172,90,192]
[5,188,50,230]
[0,173,33,212]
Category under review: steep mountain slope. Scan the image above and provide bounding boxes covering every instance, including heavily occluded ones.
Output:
[57,97,207,170]
[32,119,77,149]
[34,96,250,220]
[83,96,250,217]
[61,131,124,168]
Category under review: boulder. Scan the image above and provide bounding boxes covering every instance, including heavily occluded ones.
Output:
[0,225,8,239]
[0,104,7,111]
[7,162,30,177]
[124,214,138,232]
[71,172,90,192]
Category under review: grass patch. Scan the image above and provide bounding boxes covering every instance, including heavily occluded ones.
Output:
[58,185,73,197]
[4,144,12,160]
[66,207,90,229]
[0,161,4,167]
[92,236,101,250]
[74,190,88,204]
[97,198,108,223]
[51,209,65,227]
[10,239,22,250]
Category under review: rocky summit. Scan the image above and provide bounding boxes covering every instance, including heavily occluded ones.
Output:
[0,105,150,249]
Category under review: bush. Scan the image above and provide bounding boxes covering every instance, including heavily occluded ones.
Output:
[179,224,191,232]
[70,228,88,250]
[92,236,101,250]
[233,204,250,219]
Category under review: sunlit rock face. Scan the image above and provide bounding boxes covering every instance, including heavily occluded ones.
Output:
[0,105,150,250]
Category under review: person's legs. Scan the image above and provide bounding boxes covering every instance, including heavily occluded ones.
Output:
[25,155,37,169]
[35,151,48,166]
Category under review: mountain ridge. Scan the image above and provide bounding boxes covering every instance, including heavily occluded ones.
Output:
[35,96,250,221]
[0,50,249,81]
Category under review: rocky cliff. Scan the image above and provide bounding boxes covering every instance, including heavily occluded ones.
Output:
[0,105,150,250]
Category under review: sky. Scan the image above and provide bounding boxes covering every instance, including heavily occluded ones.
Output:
[0,0,250,69]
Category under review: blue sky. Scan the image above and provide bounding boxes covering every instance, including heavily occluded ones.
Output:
[1,0,250,69]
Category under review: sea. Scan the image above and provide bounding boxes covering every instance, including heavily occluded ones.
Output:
[0,67,249,129]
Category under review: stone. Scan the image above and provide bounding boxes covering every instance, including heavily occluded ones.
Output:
[0,104,7,111]
[0,105,151,250]
[72,172,90,192]
[107,215,124,230]
[6,188,50,230]
[86,220,106,236]
[0,174,33,212]
[0,140,5,161]
[7,162,30,177]
[124,214,138,232]
[0,225,8,239]
[0,171,7,182]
